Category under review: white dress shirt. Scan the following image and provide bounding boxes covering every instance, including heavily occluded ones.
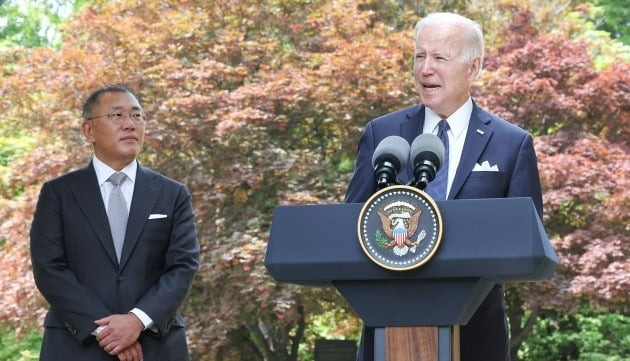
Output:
[92,155,154,333]
[422,97,472,198]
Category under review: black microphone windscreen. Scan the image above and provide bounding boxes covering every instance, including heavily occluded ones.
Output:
[410,134,445,170]
[371,136,410,170]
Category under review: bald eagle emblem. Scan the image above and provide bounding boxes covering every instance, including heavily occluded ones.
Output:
[376,201,426,256]
[357,185,443,271]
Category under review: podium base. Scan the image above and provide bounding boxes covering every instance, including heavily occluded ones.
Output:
[374,326,460,361]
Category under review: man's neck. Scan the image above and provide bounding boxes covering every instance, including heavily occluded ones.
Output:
[93,154,136,172]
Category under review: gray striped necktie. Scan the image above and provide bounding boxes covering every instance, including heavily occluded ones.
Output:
[107,172,128,261]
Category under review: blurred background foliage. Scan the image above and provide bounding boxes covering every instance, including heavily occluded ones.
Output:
[0,0,628,360]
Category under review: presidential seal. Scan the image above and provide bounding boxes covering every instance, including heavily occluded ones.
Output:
[357,185,443,271]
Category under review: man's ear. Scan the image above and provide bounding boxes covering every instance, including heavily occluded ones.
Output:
[82,121,94,143]
[468,56,482,80]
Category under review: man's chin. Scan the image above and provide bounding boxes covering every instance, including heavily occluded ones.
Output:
[420,96,441,110]
[117,150,140,162]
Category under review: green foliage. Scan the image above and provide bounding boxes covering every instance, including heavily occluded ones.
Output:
[337,156,354,173]
[557,200,587,230]
[519,306,630,361]
[0,328,41,361]
[298,299,361,361]
[0,135,34,166]
[0,135,34,197]
[545,122,565,135]
[563,5,630,69]
[590,0,630,44]
[0,0,91,48]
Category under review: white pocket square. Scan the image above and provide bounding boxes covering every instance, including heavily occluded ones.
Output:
[472,161,499,172]
[148,214,167,219]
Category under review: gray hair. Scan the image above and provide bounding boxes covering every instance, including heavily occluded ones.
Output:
[82,84,140,120]
[414,12,484,75]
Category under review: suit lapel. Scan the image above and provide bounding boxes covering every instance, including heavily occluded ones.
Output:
[119,164,162,270]
[448,103,493,199]
[400,105,425,181]
[70,163,119,267]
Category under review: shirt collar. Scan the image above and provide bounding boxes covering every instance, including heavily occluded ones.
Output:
[92,155,137,187]
[424,97,472,140]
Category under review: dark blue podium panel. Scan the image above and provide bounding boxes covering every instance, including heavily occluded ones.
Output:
[333,278,494,327]
[265,198,556,284]
[264,197,558,326]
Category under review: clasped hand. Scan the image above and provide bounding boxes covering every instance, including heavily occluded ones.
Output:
[95,314,144,361]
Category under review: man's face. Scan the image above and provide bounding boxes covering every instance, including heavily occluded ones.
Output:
[413,24,480,119]
[82,91,145,170]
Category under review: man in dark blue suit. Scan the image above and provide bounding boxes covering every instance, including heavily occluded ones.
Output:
[30,84,200,361]
[345,12,543,361]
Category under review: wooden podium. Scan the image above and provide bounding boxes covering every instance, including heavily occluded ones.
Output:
[265,198,558,361]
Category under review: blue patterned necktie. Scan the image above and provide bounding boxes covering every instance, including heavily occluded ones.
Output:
[107,172,128,261]
[426,119,450,200]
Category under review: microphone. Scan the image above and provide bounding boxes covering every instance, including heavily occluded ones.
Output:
[409,134,445,190]
[372,136,410,189]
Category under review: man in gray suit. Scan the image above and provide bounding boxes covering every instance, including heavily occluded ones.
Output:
[31,84,200,361]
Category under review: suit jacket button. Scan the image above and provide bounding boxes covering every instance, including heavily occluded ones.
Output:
[118,276,124,282]
[63,322,76,335]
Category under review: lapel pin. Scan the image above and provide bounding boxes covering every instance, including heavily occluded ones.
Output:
[476,129,485,135]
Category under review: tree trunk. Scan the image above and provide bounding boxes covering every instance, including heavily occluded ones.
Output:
[506,288,539,361]
[253,319,281,361]
[289,305,306,361]
[219,326,265,361]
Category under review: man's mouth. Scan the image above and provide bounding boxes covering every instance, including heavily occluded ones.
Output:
[423,83,441,91]
[120,136,137,141]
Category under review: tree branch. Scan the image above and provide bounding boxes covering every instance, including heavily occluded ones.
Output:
[510,306,540,349]
[257,318,276,352]
[289,305,306,361]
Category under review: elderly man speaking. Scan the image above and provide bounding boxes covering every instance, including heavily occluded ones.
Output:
[345,12,543,361]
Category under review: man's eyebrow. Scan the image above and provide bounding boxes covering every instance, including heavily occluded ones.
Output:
[433,51,453,58]
[110,105,142,110]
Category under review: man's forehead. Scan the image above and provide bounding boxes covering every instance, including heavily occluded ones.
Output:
[414,39,458,54]
[96,91,141,108]
[415,26,463,52]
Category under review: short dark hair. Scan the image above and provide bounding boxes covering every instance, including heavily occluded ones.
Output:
[82,84,140,120]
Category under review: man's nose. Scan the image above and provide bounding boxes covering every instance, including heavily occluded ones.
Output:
[420,58,434,74]
[120,114,136,129]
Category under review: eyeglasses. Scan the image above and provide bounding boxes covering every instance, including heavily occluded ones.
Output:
[86,111,146,124]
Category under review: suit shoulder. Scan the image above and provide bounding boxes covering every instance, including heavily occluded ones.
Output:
[43,164,92,187]
[363,104,421,138]
[141,167,188,190]
[370,104,419,126]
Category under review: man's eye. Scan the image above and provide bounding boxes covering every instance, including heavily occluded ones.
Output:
[109,113,124,118]
[130,113,143,118]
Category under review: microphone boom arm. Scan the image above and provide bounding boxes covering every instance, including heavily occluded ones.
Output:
[375,160,400,189]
